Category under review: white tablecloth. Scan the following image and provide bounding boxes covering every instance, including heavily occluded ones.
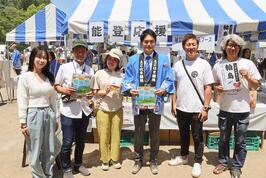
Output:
[91,101,266,131]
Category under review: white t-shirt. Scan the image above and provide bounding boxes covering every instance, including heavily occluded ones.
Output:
[55,60,94,118]
[173,57,214,112]
[212,58,261,113]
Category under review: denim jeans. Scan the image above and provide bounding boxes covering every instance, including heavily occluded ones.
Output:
[134,110,161,161]
[176,109,204,163]
[60,113,90,172]
[218,110,250,170]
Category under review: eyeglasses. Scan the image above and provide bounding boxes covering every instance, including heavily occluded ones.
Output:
[227,44,240,49]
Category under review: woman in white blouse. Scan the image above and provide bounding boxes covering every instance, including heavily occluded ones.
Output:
[17,46,58,178]
[93,48,124,171]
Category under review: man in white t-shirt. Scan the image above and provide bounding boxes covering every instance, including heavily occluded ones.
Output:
[212,34,261,178]
[54,39,94,178]
[169,34,214,178]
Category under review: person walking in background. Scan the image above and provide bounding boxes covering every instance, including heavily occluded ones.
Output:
[122,29,174,175]
[241,48,251,60]
[241,48,259,113]
[49,51,61,78]
[85,50,93,68]
[92,48,124,171]
[17,46,58,178]
[209,52,217,67]
[120,50,128,73]
[54,39,94,178]
[10,43,22,75]
[24,48,31,65]
[169,34,214,178]
[212,34,261,178]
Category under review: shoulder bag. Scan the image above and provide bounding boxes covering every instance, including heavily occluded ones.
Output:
[182,60,204,105]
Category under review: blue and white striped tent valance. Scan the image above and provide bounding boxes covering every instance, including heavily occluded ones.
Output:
[6,4,66,42]
[52,0,266,45]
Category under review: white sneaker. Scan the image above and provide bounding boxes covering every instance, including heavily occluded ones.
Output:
[191,163,201,177]
[168,156,188,166]
[78,165,90,176]
[113,162,121,169]
[101,163,109,171]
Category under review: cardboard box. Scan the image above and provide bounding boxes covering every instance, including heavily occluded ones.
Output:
[169,130,180,145]
[93,128,99,143]
[93,128,206,145]
[160,130,207,146]
[160,130,170,145]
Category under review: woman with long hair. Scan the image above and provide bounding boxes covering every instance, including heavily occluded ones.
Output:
[17,46,58,178]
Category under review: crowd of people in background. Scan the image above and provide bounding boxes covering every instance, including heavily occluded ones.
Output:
[9,29,263,178]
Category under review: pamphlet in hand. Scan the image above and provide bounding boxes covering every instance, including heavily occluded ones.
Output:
[109,76,121,92]
[219,62,241,90]
[72,74,91,96]
[136,86,156,109]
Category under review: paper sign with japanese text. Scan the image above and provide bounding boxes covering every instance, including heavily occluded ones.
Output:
[219,62,241,90]
[108,21,126,43]
[89,22,104,43]
[131,21,146,45]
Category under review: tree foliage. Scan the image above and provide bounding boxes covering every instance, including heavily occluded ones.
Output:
[0,0,50,43]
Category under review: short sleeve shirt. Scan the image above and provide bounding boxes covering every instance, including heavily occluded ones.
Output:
[55,60,94,118]
[212,58,261,112]
[173,57,214,112]
[93,69,123,112]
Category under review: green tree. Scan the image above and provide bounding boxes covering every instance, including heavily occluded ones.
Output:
[0,5,27,42]
[0,0,49,43]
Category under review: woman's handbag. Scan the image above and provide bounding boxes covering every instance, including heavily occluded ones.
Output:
[89,97,103,117]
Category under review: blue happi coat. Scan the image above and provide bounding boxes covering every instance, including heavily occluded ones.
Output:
[122,52,174,115]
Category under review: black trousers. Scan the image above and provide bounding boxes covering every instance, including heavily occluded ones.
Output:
[176,109,204,163]
[134,110,161,161]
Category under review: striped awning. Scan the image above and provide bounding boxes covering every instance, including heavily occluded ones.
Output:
[6,4,66,42]
[52,0,266,44]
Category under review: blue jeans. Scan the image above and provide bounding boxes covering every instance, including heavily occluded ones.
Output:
[218,110,250,170]
[60,113,90,172]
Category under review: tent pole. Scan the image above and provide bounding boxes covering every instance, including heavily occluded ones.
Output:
[64,35,68,63]
[4,41,11,101]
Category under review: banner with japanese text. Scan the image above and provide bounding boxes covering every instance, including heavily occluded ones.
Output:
[108,22,126,43]
[150,22,169,45]
[130,21,146,45]
[89,22,104,43]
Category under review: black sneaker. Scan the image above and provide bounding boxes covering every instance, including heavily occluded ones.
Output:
[132,161,142,174]
[150,160,158,175]
[230,169,241,178]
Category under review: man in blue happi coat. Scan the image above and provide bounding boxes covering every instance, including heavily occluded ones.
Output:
[122,29,174,175]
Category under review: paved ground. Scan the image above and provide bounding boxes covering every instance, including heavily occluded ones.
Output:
[0,98,265,178]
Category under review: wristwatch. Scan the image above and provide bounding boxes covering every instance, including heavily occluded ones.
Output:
[202,106,211,112]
